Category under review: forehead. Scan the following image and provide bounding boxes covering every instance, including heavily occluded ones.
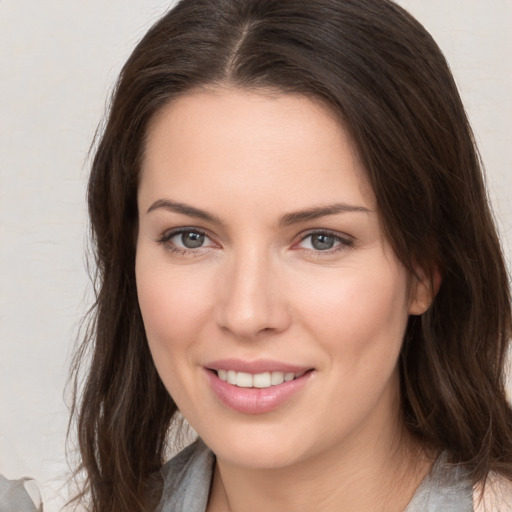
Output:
[140,87,375,215]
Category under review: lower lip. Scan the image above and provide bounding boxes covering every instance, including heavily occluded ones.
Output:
[204,369,313,414]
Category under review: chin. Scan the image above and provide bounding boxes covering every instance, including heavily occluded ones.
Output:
[198,421,313,469]
[217,444,303,470]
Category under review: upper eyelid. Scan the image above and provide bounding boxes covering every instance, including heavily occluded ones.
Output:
[296,228,353,242]
[155,227,214,249]
[159,226,211,240]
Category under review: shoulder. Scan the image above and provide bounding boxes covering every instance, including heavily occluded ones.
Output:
[157,438,215,512]
[0,475,42,512]
[474,474,512,512]
[406,452,474,511]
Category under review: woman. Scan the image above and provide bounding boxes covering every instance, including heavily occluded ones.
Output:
[70,0,512,510]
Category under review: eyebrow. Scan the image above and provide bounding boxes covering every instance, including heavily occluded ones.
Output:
[278,203,371,226]
[146,199,221,223]
[146,198,370,226]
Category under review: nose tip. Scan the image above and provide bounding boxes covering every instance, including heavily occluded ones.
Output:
[215,258,291,339]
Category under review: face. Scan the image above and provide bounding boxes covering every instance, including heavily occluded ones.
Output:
[136,88,425,470]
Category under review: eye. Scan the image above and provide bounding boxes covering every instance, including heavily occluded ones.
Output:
[175,230,206,249]
[157,228,216,253]
[307,233,338,250]
[296,231,353,252]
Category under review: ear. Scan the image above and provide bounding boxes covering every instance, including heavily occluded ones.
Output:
[408,264,442,316]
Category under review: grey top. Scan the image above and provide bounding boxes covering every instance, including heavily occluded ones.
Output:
[157,439,474,512]
[404,451,473,511]
[0,476,43,512]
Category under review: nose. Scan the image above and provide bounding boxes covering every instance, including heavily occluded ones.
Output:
[215,249,291,339]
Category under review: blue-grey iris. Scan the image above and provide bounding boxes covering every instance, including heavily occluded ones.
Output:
[182,231,205,248]
[311,234,335,250]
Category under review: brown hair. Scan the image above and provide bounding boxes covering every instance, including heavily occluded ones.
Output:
[70,0,512,510]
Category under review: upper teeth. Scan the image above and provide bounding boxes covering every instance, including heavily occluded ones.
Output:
[217,370,301,388]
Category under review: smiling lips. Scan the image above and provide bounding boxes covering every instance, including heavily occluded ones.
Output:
[217,369,305,388]
[205,360,313,414]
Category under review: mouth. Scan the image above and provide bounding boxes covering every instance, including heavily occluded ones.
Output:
[204,362,315,414]
[212,369,308,389]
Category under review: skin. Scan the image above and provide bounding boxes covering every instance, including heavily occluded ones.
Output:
[136,87,434,511]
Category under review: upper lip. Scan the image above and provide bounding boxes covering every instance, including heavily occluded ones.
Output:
[205,358,312,374]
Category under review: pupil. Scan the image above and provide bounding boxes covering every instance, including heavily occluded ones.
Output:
[312,234,334,250]
[182,232,205,248]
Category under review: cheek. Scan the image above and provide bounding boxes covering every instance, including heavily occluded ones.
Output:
[135,252,220,414]
[135,253,214,359]
[289,264,410,437]
[292,263,410,361]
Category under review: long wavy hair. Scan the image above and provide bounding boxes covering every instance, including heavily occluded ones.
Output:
[69,0,512,510]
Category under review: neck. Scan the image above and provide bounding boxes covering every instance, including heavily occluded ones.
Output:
[207,419,433,512]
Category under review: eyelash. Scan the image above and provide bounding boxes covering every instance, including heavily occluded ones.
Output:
[294,229,354,258]
[156,227,214,256]
[156,228,354,257]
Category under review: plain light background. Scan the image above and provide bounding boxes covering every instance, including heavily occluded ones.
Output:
[1,1,511,509]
